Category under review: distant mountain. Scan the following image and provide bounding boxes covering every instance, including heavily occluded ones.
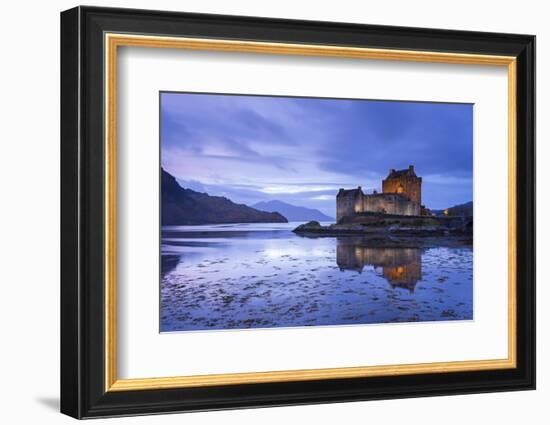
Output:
[161,169,288,225]
[432,201,473,217]
[446,201,473,217]
[252,200,334,222]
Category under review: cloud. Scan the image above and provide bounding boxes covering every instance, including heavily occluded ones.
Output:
[423,174,473,185]
[316,101,473,177]
[260,185,338,195]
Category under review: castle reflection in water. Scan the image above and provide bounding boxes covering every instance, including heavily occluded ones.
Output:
[336,238,422,293]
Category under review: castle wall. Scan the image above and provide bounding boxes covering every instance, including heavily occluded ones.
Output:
[382,176,422,205]
[362,194,420,216]
[336,192,363,222]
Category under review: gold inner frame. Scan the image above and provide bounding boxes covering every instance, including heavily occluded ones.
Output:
[104,33,517,392]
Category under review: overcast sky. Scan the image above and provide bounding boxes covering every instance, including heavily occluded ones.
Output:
[161,92,473,217]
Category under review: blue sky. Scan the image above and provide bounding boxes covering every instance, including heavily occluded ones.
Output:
[161,92,473,217]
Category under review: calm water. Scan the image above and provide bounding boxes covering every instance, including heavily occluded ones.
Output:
[160,222,473,332]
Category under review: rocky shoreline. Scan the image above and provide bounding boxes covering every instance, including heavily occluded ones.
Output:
[292,214,473,248]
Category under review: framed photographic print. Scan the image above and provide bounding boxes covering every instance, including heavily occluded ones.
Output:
[60,6,535,419]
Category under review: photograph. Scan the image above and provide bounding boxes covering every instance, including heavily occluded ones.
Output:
[57,4,536,419]
[159,92,474,332]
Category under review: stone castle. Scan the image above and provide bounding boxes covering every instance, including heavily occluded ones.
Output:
[336,165,427,222]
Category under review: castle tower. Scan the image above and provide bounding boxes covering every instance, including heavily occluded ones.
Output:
[382,165,422,205]
[336,187,364,222]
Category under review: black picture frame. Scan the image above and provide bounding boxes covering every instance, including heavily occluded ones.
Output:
[61,5,535,419]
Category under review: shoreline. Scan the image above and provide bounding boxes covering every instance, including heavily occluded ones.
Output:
[292,217,473,248]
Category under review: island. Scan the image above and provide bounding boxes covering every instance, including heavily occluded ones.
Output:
[293,166,472,246]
